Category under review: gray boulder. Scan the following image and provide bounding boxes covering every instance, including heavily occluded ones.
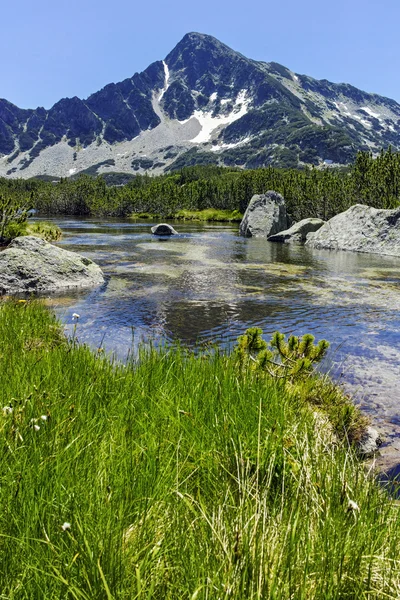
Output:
[151,223,178,236]
[305,204,400,256]
[268,218,325,243]
[239,191,289,238]
[0,236,104,295]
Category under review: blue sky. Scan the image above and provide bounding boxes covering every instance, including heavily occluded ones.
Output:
[2,0,398,109]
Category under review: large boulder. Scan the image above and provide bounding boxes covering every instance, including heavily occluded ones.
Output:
[268,218,325,243]
[239,191,289,238]
[0,236,105,295]
[151,223,178,236]
[305,204,400,256]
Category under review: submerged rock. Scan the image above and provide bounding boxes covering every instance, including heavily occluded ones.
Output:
[305,204,400,256]
[151,223,178,236]
[268,218,325,243]
[0,236,105,295]
[239,191,289,238]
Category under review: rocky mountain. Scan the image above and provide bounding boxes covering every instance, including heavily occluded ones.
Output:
[2,32,400,178]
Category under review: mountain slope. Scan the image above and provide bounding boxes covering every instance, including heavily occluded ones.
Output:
[1,32,400,178]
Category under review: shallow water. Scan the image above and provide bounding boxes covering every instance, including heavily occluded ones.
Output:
[43,217,400,460]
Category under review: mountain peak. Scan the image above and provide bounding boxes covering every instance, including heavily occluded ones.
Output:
[165,31,242,69]
[1,32,400,178]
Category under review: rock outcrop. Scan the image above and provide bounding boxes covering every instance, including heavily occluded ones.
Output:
[268,218,325,243]
[305,204,400,256]
[151,223,178,236]
[239,191,289,238]
[0,236,105,295]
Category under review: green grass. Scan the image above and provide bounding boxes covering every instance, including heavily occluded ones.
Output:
[129,212,161,220]
[25,221,63,241]
[0,300,399,598]
[130,209,243,222]
[174,209,243,222]
[4,220,62,242]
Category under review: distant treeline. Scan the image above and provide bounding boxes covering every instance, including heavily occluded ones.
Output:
[1,148,400,221]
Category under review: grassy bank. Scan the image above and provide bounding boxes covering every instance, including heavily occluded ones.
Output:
[2,220,62,244]
[25,221,63,241]
[0,300,399,598]
[130,209,243,222]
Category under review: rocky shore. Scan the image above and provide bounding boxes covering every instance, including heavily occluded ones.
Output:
[240,192,400,257]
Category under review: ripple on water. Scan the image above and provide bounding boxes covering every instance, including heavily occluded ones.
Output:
[44,217,400,461]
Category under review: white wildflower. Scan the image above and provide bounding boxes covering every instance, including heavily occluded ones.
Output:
[72,313,80,320]
[40,415,48,421]
[2,406,13,415]
[33,424,40,432]
[61,522,71,531]
[347,499,360,512]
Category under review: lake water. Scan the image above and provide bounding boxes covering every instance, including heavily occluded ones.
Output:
[45,217,400,465]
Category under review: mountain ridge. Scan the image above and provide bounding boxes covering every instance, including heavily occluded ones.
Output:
[1,32,400,178]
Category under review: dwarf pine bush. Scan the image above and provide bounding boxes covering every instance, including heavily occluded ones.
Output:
[235,327,329,379]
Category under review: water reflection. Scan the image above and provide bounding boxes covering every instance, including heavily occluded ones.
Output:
[41,216,400,460]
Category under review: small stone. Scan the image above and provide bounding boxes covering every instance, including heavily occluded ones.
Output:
[151,223,178,236]
[357,426,383,458]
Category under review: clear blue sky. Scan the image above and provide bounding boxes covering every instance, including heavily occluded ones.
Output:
[2,0,399,109]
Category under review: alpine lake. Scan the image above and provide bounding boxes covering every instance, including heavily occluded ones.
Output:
[43,217,400,469]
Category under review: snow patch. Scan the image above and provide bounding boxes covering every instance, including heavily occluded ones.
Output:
[334,101,351,115]
[188,90,250,144]
[158,61,170,101]
[68,168,76,175]
[221,98,230,105]
[209,92,218,102]
[361,106,380,119]
[210,136,251,152]
[293,74,299,82]
[353,115,372,129]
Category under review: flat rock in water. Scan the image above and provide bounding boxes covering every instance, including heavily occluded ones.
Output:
[151,223,178,235]
[239,191,289,238]
[0,236,105,295]
[268,218,325,243]
[305,204,400,256]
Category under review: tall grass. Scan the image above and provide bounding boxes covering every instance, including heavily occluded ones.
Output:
[0,301,399,598]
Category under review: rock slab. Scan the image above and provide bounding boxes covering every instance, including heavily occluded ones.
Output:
[0,236,105,295]
[268,218,325,243]
[305,204,400,256]
[239,191,289,238]
[151,223,178,236]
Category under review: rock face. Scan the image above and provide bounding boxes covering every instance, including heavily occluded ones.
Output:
[239,191,289,238]
[305,204,400,256]
[0,236,105,294]
[151,223,178,236]
[268,218,325,243]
